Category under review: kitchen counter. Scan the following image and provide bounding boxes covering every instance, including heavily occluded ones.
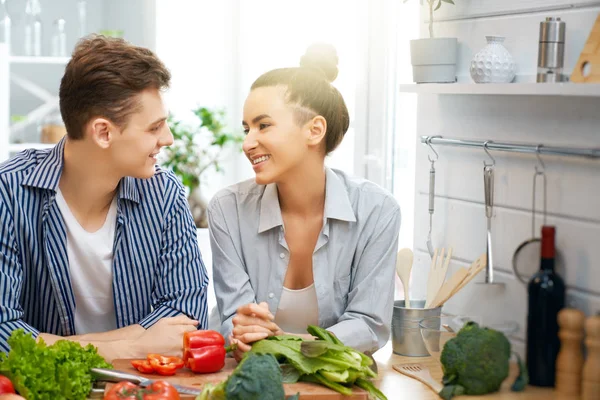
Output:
[109,341,577,399]
[372,341,577,399]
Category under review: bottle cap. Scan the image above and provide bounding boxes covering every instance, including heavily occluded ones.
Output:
[541,225,556,258]
[539,17,566,43]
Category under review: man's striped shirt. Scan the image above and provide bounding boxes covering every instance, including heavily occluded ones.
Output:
[0,140,208,352]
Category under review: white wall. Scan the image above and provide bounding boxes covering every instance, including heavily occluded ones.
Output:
[155,0,387,201]
[155,0,242,200]
[407,1,600,356]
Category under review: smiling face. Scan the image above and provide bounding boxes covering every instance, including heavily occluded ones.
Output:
[242,86,320,185]
[103,89,173,179]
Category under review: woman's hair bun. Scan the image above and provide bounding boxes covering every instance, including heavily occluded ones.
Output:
[299,43,339,82]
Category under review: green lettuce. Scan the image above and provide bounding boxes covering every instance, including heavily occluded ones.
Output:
[0,329,111,399]
[250,325,386,400]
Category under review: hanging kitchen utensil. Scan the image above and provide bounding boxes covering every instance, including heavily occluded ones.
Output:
[512,146,547,285]
[425,137,440,258]
[480,142,503,285]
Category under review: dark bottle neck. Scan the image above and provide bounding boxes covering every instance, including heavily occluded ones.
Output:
[540,257,555,272]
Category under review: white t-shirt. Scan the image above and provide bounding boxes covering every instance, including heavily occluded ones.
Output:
[274,283,319,334]
[55,189,118,334]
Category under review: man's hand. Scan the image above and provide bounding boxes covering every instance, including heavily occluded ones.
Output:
[135,315,199,356]
[39,316,198,362]
[230,302,281,361]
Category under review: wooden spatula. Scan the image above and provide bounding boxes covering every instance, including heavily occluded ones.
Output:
[396,248,414,308]
[450,254,487,296]
[425,247,452,308]
[430,254,487,308]
[429,267,469,309]
[393,363,443,395]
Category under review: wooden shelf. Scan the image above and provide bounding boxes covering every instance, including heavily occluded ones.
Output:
[398,82,600,97]
[9,56,70,65]
[9,143,56,152]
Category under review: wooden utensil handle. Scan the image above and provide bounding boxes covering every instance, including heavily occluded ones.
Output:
[431,254,486,308]
[451,255,487,296]
[392,365,443,394]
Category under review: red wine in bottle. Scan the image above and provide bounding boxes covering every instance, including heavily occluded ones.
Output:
[527,225,566,387]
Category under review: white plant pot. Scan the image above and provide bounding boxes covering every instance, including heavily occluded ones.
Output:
[410,38,458,83]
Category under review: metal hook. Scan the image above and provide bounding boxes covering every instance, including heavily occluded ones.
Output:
[426,136,440,163]
[483,141,496,167]
[535,144,546,174]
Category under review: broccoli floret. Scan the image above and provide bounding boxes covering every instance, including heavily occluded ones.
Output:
[439,321,512,399]
[225,353,285,400]
[196,353,286,400]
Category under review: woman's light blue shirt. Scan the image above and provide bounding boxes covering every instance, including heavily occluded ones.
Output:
[208,168,401,353]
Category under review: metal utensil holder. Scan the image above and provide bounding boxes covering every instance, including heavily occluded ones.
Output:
[391,300,442,357]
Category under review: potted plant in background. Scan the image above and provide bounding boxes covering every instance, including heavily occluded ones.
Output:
[406,0,458,83]
[161,107,243,228]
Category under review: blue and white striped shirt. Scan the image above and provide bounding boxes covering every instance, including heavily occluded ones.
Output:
[0,140,208,352]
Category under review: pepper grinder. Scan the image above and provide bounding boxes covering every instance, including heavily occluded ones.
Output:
[555,308,585,395]
[582,315,600,400]
[537,17,567,83]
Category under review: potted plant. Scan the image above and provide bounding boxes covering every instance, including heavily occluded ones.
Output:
[161,107,243,228]
[407,0,458,83]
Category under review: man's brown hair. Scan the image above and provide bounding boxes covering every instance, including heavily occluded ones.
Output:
[59,35,171,140]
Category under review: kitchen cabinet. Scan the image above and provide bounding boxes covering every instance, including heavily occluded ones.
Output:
[0,0,156,163]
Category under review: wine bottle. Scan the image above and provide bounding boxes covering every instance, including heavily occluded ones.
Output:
[526,225,566,386]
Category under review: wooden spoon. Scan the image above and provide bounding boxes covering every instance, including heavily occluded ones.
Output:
[396,248,414,308]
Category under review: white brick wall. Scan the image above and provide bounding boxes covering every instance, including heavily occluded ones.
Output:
[406,1,600,355]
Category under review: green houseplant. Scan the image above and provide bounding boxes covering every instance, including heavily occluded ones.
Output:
[162,107,243,228]
[405,0,458,83]
[407,0,455,39]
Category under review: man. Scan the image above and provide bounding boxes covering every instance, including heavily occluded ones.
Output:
[0,35,208,361]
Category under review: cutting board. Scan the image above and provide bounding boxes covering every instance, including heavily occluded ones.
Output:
[111,359,368,399]
[571,13,600,83]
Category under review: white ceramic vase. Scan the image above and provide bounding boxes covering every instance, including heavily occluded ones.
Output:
[469,36,517,84]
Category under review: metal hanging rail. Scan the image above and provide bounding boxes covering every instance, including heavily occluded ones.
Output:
[420,136,600,159]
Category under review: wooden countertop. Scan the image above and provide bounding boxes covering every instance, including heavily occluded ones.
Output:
[372,342,577,399]
[110,341,577,399]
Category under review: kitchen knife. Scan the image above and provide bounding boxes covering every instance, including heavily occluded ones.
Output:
[90,367,202,396]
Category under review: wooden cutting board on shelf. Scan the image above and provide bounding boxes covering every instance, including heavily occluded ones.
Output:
[571,13,600,83]
[110,359,368,399]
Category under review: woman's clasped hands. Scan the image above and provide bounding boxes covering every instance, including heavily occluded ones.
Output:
[229,302,282,361]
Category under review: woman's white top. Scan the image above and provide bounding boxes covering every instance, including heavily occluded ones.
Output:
[274,283,319,334]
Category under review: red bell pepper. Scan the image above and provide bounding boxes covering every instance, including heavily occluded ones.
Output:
[130,355,185,376]
[184,346,226,374]
[183,330,225,350]
[130,359,154,374]
[103,381,180,400]
[147,354,185,376]
[183,330,228,374]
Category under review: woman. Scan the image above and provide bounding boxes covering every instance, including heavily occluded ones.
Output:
[208,44,401,360]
